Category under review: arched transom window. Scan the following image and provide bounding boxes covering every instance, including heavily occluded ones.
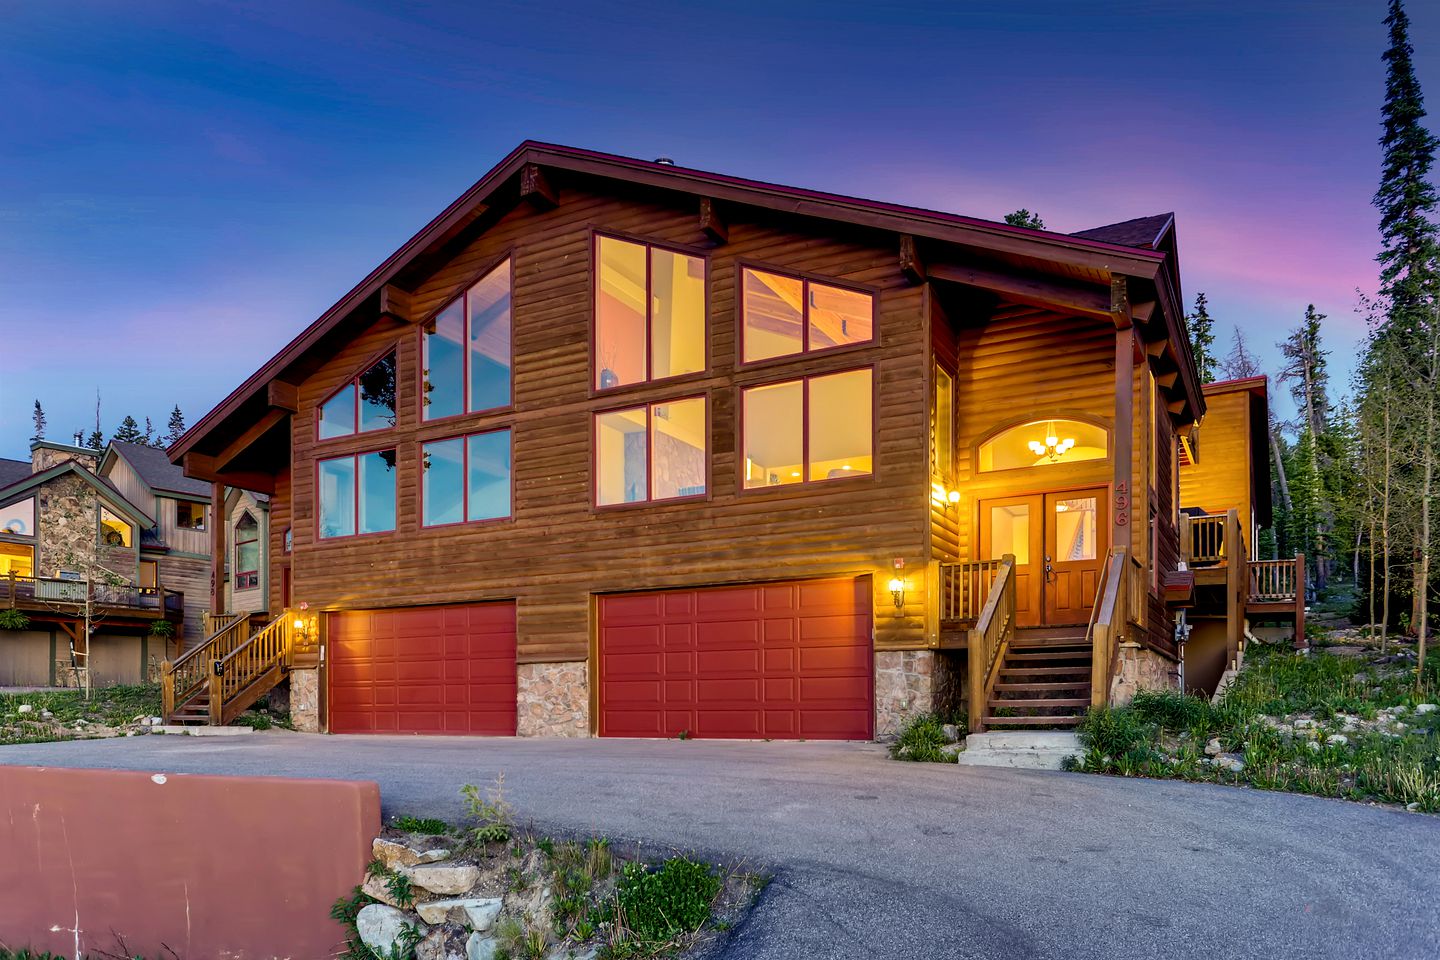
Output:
[978,419,1108,472]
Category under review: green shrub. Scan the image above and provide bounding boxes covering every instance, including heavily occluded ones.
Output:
[148,619,174,638]
[888,713,958,763]
[392,814,450,836]
[613,857,721,943]
[232,711,272,730]
[1129,689,1213,731]
[0,609,31,630]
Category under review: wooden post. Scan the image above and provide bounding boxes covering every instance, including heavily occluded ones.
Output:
[208,661,224,726]
[1294,553,1307,650]
[210,481,226,617]
[1225,510,1245,668]
[1113,324,1135,556]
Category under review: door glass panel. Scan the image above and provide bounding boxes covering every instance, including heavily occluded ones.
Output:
[987,504,1030,565]
[1054,497,1097,561]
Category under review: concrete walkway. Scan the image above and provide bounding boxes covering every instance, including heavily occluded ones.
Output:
[2,733,1435,959]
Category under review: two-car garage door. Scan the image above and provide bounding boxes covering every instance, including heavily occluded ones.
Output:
[598,577,873,740]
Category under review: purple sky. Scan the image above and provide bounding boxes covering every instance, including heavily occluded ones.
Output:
[2,0,1435,458]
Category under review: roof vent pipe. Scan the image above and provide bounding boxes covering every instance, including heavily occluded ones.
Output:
[654,157,675,165]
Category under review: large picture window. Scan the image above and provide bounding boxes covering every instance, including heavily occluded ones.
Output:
[595,397,707,506]
[742,368,873,488]
[422,429,512,526]
[594,235,705,390]
[0,542,33,578]
[422,257,513,421]
[741,268,874,364]
[234,511,260,589]
[319,450,397,539]
[319,349,398,440]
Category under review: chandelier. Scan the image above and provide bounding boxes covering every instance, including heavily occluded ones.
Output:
[1028,425,1076,462]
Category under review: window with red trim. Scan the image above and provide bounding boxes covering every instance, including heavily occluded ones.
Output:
[234,511,260,589]
[595,397,707,505]
[422,428,512,526]
[594,236,705,390]
[422,257,512,420]
[741,267,873,364]
[319,350,397,440]
[318,450,397,539]
[742,369,873,488]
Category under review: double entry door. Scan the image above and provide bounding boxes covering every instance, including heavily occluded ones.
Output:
[978,488,1108,627]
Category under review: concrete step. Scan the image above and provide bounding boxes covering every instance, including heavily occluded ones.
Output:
[956,731,1083,770]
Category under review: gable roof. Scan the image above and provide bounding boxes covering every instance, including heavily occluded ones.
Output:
[105,441,211,499]
[171,141,1199,464]
[0,461,155,529]
[1071,214,1175,250]
[0,458,30,494]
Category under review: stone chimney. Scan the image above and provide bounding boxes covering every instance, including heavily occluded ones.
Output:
[30,440,98,474]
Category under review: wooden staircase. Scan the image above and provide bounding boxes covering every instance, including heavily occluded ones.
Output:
[161,610,300,726]
[983,631,1092,728]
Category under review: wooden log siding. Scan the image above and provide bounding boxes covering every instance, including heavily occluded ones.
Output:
[280,174,932,663]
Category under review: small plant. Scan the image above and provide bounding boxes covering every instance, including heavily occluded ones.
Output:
[0,609,31,630]
[148,619,174,638]
[392,814,450,836]
[461,774,515,845]
[330,886,380,960]
[676,729,691,740]
[231,711,272,730]
[586,837,613,880]
[493,916,547,960]
[888,713,958,763]
[506,865,531,893]
[611,857,721,943]
[384,870,417,909]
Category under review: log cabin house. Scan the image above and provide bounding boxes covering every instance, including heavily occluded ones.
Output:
[165,141,1213,736]
[1177,376,1305,695]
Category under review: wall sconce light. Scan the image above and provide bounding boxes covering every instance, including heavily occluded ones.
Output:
[931,484,962,511]
[888,558,906,611]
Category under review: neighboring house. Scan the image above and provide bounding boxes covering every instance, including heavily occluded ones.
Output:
[0,441,184,687]
[1177,377,1304,695]
[222,487,271,615]
[168,141,1212,737]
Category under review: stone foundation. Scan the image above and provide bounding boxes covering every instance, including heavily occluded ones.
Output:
[289,667,321,732]
[516,661,589,737]
[1109,643,1179,706]
[874,649,963,739]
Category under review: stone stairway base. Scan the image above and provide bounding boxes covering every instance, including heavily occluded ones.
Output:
[956,731,1082,770]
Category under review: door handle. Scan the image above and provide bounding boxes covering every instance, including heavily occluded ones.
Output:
[1044,555,1054,582]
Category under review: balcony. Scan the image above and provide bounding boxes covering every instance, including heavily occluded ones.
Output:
[2,572,184,621]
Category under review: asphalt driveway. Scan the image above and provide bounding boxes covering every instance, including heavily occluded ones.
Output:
[2,733,1434,959]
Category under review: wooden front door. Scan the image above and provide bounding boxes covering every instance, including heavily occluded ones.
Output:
[979,488,1107,627]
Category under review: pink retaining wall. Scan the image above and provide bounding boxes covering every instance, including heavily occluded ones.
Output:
[0,765,381,959]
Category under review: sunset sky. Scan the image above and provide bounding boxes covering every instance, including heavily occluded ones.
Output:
[2,0,1436,457]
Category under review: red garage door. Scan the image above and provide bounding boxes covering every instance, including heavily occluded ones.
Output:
[328,603,516,735]
[599,577,872,740]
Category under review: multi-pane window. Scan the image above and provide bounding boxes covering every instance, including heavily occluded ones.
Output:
[422,258,513,420]
[318,450,397,539]
[742,369,873,488]
[176,499,206,531]
[741,268,873,364]
[594,236,706,389]
[595,397,707,506]
[319,350,398,439]
[99,507,133,547]
[234,511,259,589]
[422,429,512,526]
[934,366,954,481]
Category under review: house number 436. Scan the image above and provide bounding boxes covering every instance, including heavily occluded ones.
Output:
[1114,482,1129,526]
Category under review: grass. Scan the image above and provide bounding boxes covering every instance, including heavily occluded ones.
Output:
[0,683,163,744]
[1069,644,1440,811]
[391,814,450,836]
[888,711,963,763]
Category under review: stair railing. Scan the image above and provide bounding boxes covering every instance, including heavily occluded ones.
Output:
[208,610,295,726]
[161,613,247,718]
[938,559,1005,623]
[966,554,1016,734]
[1086,547,1130,709]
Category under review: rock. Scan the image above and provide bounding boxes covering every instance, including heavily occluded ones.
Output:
[1292,718,1315,730]
[374,837,451,869]
[467,933,497,960]
[16,704,32,714]
[941,724,960,743]
[40,710,53,719]
[356,904,427,956]
[1215,754,1245,773]
[1407,802,1422,812]
[1204,738,1224,757]
[1325,734,1349,747]
[1306,740,1322,753]
[940,742,964,759]
[361,873,401,907]
[404,863,480,895]
[415,897,503,930]
[1416,703,1437,715]
[414,926,465,960]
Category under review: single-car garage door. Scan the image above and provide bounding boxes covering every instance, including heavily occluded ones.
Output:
[328,603,516,735]
[599,577,872,740]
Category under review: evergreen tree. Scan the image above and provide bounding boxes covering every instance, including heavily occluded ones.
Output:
[85,429,104,451]
[31,400,45,442]
[1185,292,1217,384]
[111,415,144,444]
[164,405,186,446]
[142,417,156,446]
[1278,305,1331,438]
[1004,209,1045,230]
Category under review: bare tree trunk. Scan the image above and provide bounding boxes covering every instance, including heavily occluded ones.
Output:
[1382,394,1393,654]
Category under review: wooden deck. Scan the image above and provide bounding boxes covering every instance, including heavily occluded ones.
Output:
[1178,509,1305,651]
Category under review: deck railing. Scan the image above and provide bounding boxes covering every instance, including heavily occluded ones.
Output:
[1249,558,1300,601]
[4,571,182,615]
[1086,547,1132,708]
[1185,514,1227,565]
[966,555,1016,734]
[161,613,247,718]
[938,559,1005,623]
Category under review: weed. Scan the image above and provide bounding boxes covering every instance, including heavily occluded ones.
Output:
[231,711,272,730]
[330,885,380,960]
[611,857,721,943]
[586,837,613,880]
[365,856,387,878]
[384,870,417,909]
[888,713,958,763]
[461,774,514,845]
[392,815,450,836]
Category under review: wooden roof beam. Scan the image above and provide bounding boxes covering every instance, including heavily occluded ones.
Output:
[1109,277,1132,330]
[927,260,1111,319]
[699,198,728,244]
[267,380,298,413]
[899,235,926,284]
[183,452,276,495]
[212,408,288,474]
[521,163,557,209]
[380,284,413,324]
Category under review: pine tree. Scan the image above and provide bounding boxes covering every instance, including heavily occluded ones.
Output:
[1278,305,1331,438]
[1185,293,1217,384]
[1004,209,1045,230]
[111,415,144,444]
[142,417,156,446]
[31,400,46,442]
[164,405,186,446]
[85,429,104,451]
[1219,327,1261,380]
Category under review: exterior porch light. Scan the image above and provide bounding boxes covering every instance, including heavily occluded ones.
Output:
[888,558,906,611]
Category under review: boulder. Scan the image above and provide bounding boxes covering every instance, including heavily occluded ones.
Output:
[1204,738,1224,757]
[467,933,498,960]
[361,873,401,907]
[356,904,427,956]
[16,704,32,714]
[415,897,503,930]
[375,837,452,869]
[1214,754,1245,773]
[1325,734,1349,747]
[404,863,481,895]
[1416,703,1438,715]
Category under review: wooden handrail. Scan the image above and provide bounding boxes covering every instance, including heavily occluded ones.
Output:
[208,611,296,726]
[1248,559,1299,600]
[1185,514,1227,565]
[161,613,246,718]
[938,559,1005,622]
[1086,547,1130,709]
[966,555,1016,734]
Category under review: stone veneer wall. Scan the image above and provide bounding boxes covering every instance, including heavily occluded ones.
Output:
[1109,642,1179,706]
[516,661,589,737]
[36,475,133,579]
[290,668,321,732]
[874,649,963,739]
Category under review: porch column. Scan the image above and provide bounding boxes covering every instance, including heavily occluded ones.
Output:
[210,481,225,616]
[1111,286,1135,555]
